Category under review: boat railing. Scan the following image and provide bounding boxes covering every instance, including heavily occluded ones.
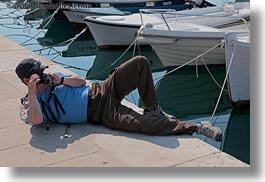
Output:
[139,9,176,31]
[139,8,250,32]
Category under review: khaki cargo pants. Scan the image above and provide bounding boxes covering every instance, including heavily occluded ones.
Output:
[88,56,196,135]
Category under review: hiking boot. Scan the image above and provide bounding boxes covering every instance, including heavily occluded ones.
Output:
[144,105,176,119]
[196,121,222,142]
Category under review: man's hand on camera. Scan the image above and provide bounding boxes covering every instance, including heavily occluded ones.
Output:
[28,74,40,94]
[51,73,62,85]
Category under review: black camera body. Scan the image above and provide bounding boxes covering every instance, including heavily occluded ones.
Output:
[38,73,52,85]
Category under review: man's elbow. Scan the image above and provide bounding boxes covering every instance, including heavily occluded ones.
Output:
[30,117,43,125]
[78,77,86,86]
[81,79,86,86]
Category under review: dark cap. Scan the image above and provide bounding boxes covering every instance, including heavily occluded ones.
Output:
[15,58,48,79]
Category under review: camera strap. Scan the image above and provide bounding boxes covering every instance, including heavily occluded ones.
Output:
[39,82,66,125]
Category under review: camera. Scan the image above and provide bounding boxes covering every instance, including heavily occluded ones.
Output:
[38,73,52,85]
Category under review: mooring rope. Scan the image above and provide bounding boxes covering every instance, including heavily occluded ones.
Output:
[152,41,224,82]
[50,26,88,61]
[202,44,238,142]
[200,56,228,92]
[16,8,40,19]
[210,44,237,123]
[85,37,139,79]
[19,7,60,46]
[136,27,235,134]
[33,37,76,53]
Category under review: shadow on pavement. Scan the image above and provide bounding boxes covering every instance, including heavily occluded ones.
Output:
[29,123,184,153]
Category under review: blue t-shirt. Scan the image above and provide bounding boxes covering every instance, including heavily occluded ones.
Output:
[34,72,90,125]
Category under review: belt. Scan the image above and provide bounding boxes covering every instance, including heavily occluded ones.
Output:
[87,82,100,123]
[87,87,92,123]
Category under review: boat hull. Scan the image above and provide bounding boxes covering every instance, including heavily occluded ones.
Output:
[85,2,250,47]
[86,19,141,47]
[225,32,250,108]
[63,8,126,24]
[64,10,94,24]
[150,38,225,66]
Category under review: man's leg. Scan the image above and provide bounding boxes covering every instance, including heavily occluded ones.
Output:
[96,56,222,140]
[98,55,196,135]
[89,56,157,124]
[102,55,158,107]
[101,102,197,135]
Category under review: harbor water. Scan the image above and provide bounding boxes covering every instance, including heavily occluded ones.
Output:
[0,1,250,164]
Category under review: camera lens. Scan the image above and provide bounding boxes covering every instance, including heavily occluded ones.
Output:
[39,73,50,84]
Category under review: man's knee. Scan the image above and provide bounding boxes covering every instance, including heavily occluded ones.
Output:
[133,55,150,68]
[135,55,148,62]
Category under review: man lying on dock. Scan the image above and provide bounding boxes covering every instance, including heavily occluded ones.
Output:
[15,56,222,142]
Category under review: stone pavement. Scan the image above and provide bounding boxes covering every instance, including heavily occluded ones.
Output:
[0,35,249,167]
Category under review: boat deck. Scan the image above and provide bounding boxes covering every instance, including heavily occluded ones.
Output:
[0,35,249,167]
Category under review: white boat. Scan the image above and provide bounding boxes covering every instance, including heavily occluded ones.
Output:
[52,0,183,4]
[31,0,183,4]
[139,22,240,66]
[32,0,188,20]
[43,0,188,13]
[84,2,250,47]
[84,13,170,47]
[63,8,126,25]
[225,32,250,108]
[63,0,188,26]
[164,3,250,28]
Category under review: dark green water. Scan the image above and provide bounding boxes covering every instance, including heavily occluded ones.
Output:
[0,2,250,164]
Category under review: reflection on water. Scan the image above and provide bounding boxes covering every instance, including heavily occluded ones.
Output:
[222,108,250,164]
[62,40,98,57]
[37,18,93,46]
[156,66,231,121]
[0,2,250,164]
[86,46,165,80]
[23,8,50,21]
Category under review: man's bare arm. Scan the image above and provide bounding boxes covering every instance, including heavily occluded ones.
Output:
[28,74,43,125]
[52,73,86,87]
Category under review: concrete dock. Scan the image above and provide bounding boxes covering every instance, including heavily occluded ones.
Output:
[0,35,249,167]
